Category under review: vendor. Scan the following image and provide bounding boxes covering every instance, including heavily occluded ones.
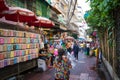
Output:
[39,41,48,60]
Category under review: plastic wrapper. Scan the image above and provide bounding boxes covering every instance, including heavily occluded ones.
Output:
[67,52,76,69]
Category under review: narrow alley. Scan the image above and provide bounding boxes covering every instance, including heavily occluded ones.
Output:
[24,52,111,80]
[1,0,120,80]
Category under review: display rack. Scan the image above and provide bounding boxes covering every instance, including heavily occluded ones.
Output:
[0,22,40,80]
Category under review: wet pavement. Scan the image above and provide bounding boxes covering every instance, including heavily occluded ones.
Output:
[23,52,111,80]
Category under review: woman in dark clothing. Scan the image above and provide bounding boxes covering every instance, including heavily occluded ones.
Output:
[73,42,79,60]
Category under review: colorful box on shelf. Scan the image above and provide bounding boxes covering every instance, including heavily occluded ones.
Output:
[0,53,4,60]
[25,49,29,55]
[23,56,26,61]
[3,37,7,44]
[7,30,14,37]
[30,33,33,38]
[14,50,17,57]
[23,38,26,44]
[21,38,24,43]
[3,44,7,51]
[36,34,40,39]
[22,44,26,49]
[19,56,23,62]
[6,44,13,51]
[19,50,22,56]
[18,32,22,37]
[7,44,13,51]
[14,38,17,43]
[10,58,14,65]
[18,56,22,62]
[19,38,22,43]
[0,29,4,36]
[10,51,14,58]
[4,52,10,59]
[16,31,20,37]
[4,59,9,67]
[34,49,37,54]
[7,59,10,65]
[28,55,31,60]
[13,30,16,36]
[30,39,34,43]
[16,57,19,63]
[15,50,20,57]
[27,38,31,43]
[14,44,20,50]
[27,44,30,49]
[22,50,25,56]
[7,30,10,36]
[26,33,30,38]
[11,37,14,43]
[14,38,20,44]
[34,44,36,48]
[3,30,8,36]
[0,29,3,36]
[30,49,33,54]
[31,54,36,59]
[0,60,4,68]
[0,45,3,52]
[15,31,18,37]
[25,55,28,61]
[10,30,14,36]
[0,37,4,44]
[21,56,24,62]
[29,49,32,54]
[30,54,33,59]
[34,39,38,43]
[7,38,11,44]
[13,57,18,64]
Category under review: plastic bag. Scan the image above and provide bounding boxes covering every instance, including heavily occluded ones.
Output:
[67,52,76,69]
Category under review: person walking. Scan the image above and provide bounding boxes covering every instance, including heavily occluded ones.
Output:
[53,48,71,80]
[73,41,79,60]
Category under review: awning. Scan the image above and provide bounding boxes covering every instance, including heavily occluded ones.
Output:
[0,0,9,12]
[27,16,55,28]
[0,7,37,22]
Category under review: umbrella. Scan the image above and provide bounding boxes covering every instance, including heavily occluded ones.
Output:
[0,7,37,22]
[0,0,9,12]
[27,16,55,28]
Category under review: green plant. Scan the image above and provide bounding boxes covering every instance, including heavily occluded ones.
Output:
[85,0,120,46]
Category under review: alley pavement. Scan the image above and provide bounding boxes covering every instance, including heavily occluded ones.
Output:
[24,52,111,80]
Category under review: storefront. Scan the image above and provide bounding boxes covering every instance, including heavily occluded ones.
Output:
[0,22,40,79]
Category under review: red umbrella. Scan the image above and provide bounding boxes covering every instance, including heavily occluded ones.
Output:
[0,0,9,12]
[0,7,37,22]
[27,16,55,28]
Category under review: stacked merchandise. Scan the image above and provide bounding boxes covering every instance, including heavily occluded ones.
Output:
[0,29,40,68]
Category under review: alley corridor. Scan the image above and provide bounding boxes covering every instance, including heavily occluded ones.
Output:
[24,52,111,80]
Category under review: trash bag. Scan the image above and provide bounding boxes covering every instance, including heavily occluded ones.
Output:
[67,52,76,69]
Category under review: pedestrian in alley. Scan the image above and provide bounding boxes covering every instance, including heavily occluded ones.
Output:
[86,42,90,56]
[73,41,79,60]
[53,48,71,80]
